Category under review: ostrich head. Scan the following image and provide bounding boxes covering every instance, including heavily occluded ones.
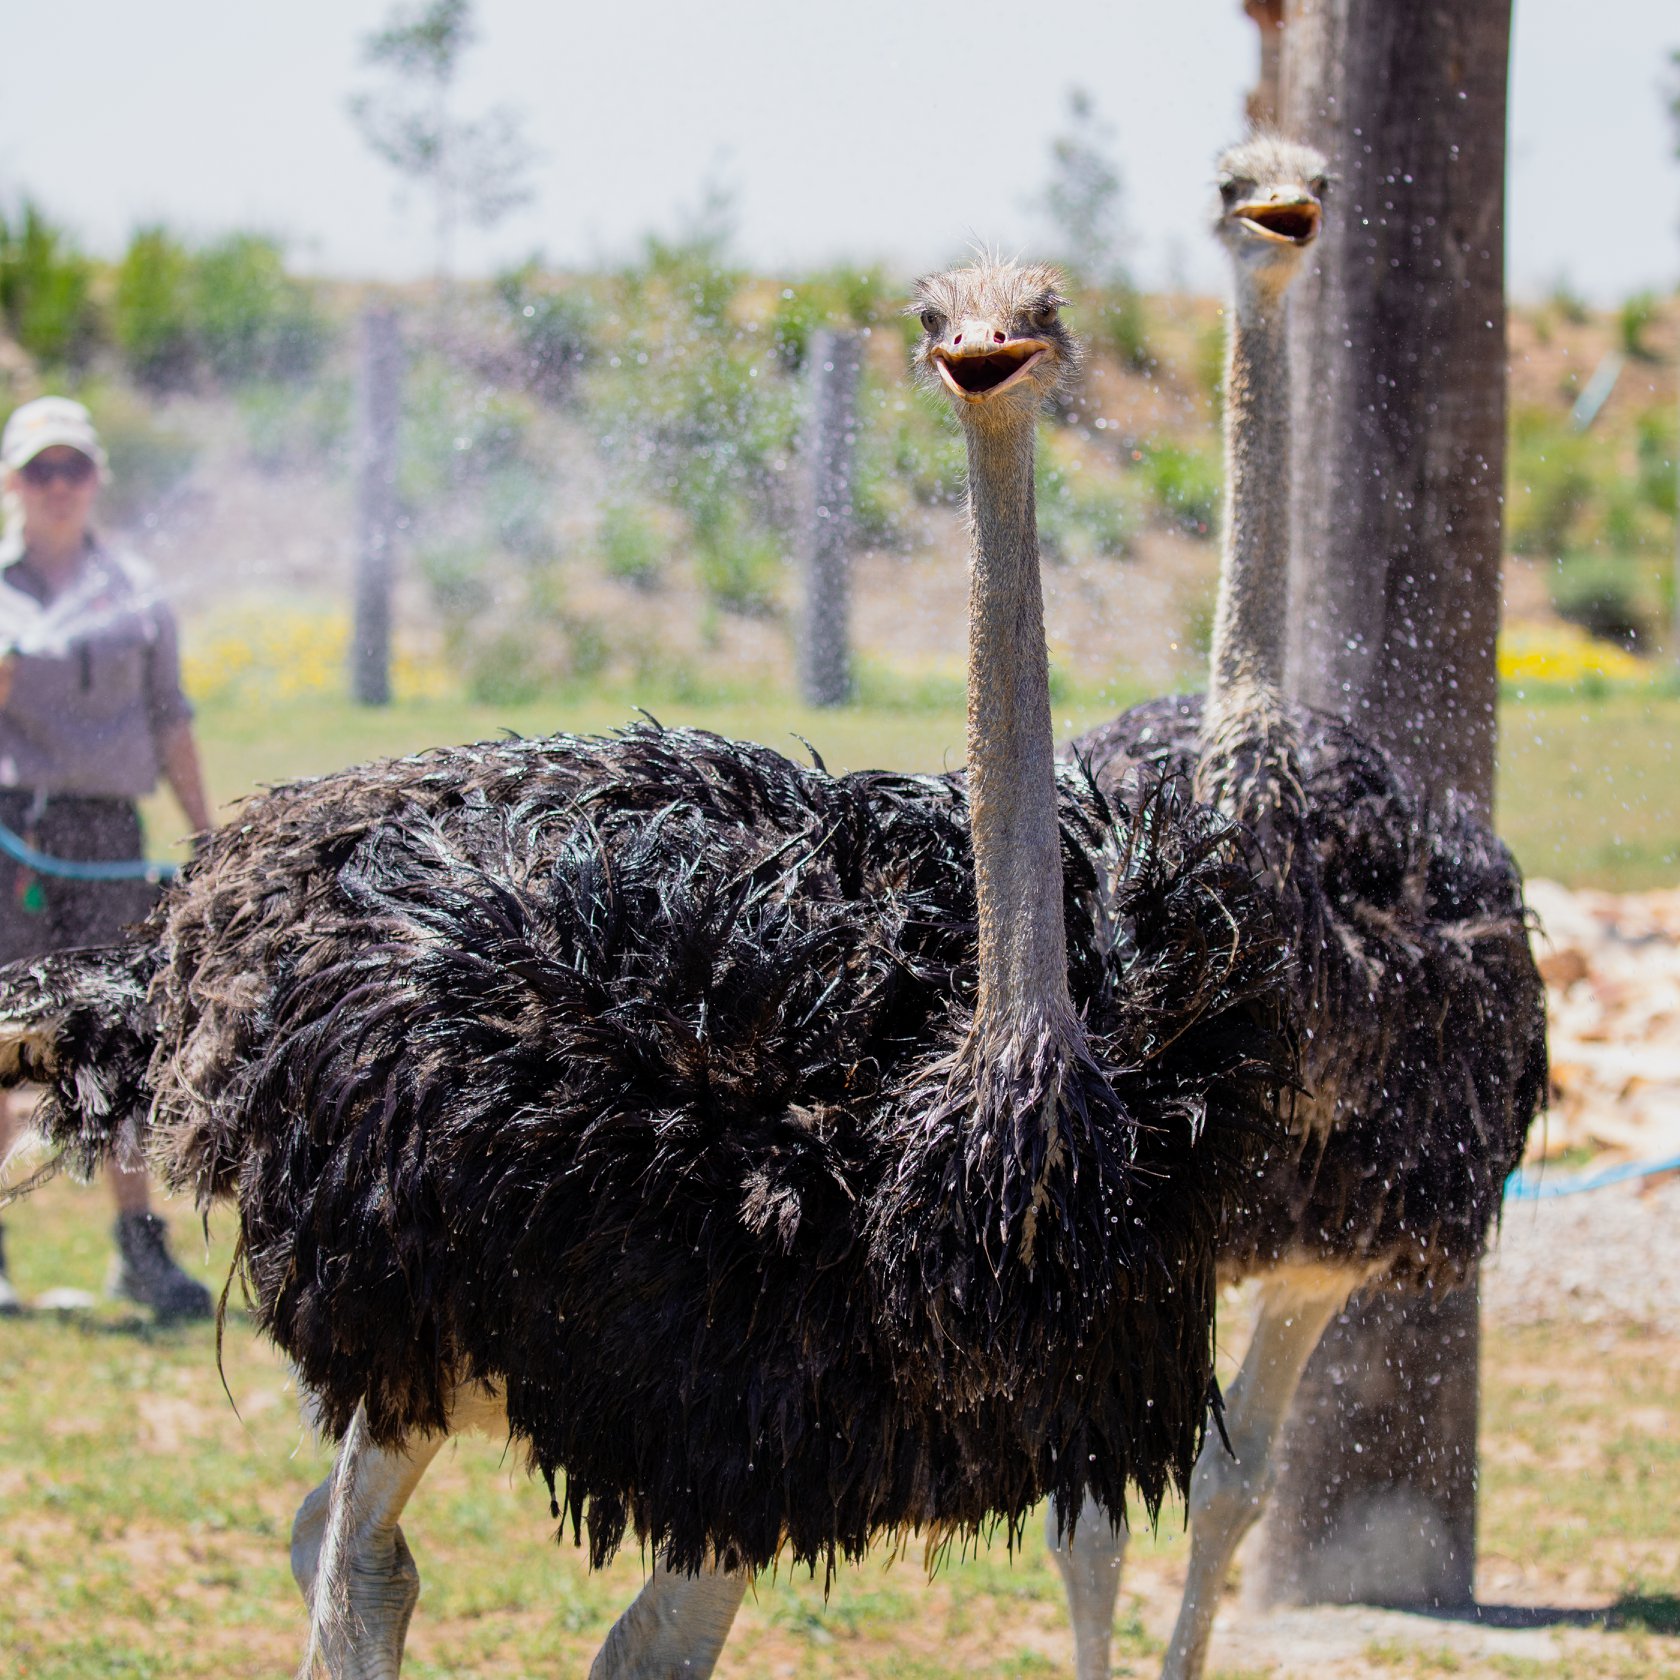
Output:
[1213,134,1327,298]
[910,261,1076,433]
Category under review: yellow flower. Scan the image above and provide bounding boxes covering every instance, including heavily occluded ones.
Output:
[1497,624,1647,689]
[181,605,454,706]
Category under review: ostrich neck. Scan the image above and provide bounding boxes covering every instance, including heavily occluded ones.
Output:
[1206,280,1292,722]
[962,421,1073,1041]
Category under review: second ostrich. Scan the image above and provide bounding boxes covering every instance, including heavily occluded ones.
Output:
[0,264,1288,1678]
[1049,138,1547,1680]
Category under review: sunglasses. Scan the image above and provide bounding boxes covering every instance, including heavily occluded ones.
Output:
[19,453,96,488]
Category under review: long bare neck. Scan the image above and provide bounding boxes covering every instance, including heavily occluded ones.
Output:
[1206,277,1291,723]
[962,421,1073,1040]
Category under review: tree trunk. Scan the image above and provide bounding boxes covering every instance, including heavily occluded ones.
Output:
[797,330,864,708]
[1256,0,1512,1608]
[1242,0,1286,128]
[352,307,403,708]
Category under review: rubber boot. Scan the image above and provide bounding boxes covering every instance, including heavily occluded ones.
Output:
[107,1211,212,1321]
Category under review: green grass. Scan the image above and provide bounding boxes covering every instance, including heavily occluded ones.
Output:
[139,680,1680,891]
[1495,690,1680,887]
[4,1188,1677,1678]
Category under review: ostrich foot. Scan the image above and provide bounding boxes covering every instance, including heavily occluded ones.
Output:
[292,1478,419,1680]
[589,1561,750,1680]
[1046,1493,1128,1680]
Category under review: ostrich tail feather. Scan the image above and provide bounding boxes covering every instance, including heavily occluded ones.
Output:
[0,944,159,1187]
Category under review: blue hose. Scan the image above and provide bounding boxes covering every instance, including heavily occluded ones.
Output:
[1505,1151,1680,1201]
[0,817,177,885]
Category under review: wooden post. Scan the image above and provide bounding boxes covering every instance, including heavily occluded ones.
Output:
[1257,0,1514,1609]
[1243,0,1286,128]
[797,330,864,708]
[352,306,403,707]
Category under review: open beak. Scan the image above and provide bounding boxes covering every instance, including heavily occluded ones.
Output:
[1233,197,1322,245]
[931,338,1052,401]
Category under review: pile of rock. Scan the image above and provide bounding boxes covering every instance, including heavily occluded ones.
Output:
[1524,878,1680,1167]
[1479,882,1680,1333]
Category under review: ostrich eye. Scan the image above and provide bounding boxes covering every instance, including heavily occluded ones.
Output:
[1030,300,1060,330]
[1309,175,1329,198]
[1219,178,1245,206]
[919,308,944,336]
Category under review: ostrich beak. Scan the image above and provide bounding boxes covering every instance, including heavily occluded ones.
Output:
[930,338,1053,402]
[1232,196,1322,246]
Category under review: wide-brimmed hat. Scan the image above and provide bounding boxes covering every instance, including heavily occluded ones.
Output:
[1,396,108,475]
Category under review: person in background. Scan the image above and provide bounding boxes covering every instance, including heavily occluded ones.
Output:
[0,396,214,1320]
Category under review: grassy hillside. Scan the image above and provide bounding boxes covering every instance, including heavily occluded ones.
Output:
[135,680,1680,891]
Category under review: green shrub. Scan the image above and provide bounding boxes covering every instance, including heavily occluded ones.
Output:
[694,506,782,617]
[0,202,100,369]
[1507,407,1595,557]
[493,262,593,405]
[1635,407,1677,521]
[114,227,197,390]
[1073,474,1135,558]
[191,234,328,384]
[1550,553,1659,649]
[597,502,666,590]
[1618,292,1659,363]
[1138,441,1220,535]
[399,356,538,502]
[418,542,496,624]
[880,400,964,508]
[1547,278,1590,326]
[1091,283,1150,371]
[1035,439,1136,563]
[771,268,892,372]
[591,228,803,616]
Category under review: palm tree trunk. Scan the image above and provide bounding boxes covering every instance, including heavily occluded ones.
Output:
[1257,0,1512,1608]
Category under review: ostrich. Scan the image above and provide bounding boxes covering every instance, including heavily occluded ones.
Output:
[1047,138,1547,1680]
[0,262,1289,1679]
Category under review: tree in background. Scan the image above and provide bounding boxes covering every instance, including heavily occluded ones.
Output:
[0,202,100,371]
[1042,89,1150,371]
[114,228,327,393]
[114,228,197,391]
[349,0,537,283]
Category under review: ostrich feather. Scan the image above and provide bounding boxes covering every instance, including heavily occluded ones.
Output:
[0,722,1291,1575]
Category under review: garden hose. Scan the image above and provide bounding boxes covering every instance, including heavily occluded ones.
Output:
[1505,1152,1680,1201]
[0,817,177,886]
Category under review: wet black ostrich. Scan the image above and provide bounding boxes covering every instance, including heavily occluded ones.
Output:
[1048,138,1548,1680]
[0,263,1288,1680]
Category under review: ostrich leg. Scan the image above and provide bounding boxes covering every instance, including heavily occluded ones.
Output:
[588,1561,750,1680]
[1158,1269,1362,1680]
[292,1387,505,1680]
[1046,1495,1127,1680]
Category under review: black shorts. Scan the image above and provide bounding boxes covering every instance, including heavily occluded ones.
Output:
[0,791,160,965]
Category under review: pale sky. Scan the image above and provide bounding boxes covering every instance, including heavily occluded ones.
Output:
[1,0,1675,302]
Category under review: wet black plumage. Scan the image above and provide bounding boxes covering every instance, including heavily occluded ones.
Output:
[1071,693,1547,1287]
[0,721,1289,1575]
